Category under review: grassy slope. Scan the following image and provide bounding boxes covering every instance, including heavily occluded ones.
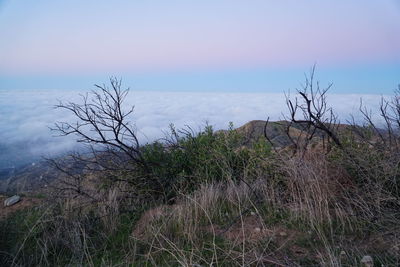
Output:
[0,121,399,266]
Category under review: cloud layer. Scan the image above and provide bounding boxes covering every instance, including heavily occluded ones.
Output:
[0,89,383,168]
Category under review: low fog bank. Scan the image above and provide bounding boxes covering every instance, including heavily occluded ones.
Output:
[0,89,383,169]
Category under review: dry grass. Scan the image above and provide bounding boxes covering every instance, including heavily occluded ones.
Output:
[3,149,399,266]
[128,151,399,266]
[272,152,355,229]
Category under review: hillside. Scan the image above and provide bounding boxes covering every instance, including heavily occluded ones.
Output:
[0,120,317,194]
[0,119,399,266]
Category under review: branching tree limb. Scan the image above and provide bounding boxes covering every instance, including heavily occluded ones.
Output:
[279,66,342,155]
[51,77,147,169]
[287,66,342,148]
[49,78,151,201]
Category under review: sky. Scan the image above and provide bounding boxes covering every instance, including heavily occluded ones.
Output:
[0,1,399,168]
[0,0,399,93]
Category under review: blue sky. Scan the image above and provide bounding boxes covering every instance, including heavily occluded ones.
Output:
[0,0,399,93]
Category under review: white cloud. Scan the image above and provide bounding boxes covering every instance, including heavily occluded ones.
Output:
[0,89,386,167]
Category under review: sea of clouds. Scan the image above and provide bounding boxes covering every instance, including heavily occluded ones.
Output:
[0,89,384,168]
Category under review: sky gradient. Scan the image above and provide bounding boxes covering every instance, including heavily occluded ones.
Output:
[0,0,399,93]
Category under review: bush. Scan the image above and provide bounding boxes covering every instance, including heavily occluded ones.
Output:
[137,123,272,202]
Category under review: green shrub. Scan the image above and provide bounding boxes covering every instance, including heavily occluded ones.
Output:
[136,123,272,202]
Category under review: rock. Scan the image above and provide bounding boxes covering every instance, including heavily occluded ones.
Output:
[250,211,256,216]
[254,227,261,232]
[361,255,373,267]
[4,195,21,207]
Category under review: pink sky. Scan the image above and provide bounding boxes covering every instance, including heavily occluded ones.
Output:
[0,0,399,75]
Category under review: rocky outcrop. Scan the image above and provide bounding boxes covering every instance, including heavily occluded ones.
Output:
[3,195,20,207]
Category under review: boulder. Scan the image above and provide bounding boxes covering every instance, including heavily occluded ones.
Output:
[4,195,21,207]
